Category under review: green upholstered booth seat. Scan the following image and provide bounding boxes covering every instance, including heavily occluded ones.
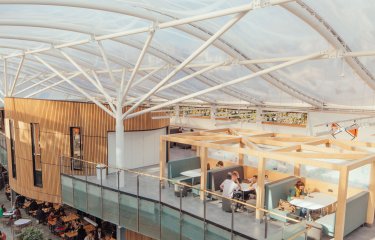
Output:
[264,176,299,222]
[265,176,299,210]
[167,156,201,184]
[207,165,244,191]
[316,191,369,237]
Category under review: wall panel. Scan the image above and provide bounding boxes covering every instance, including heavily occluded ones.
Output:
[4,97,169,203]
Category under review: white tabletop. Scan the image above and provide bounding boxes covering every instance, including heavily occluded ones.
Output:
[180,169,201,178]
[240,183,252,191]
[3,211,14,217]
[14,219,32,226]
[289,192,336,210]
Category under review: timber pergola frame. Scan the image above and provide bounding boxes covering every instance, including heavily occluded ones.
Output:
[160,128,375,240]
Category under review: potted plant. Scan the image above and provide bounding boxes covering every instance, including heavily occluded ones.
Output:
[19,226,44,240]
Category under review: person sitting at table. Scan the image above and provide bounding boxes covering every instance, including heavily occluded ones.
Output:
[4,185,10,201]
[215,161,224,168]
[13,207,21,220]
[36,206,46,224]
[95,227,104,240]
[220,172,242,211]
[220,172,232,192]
[47,212,56,222]
[77,224,87,239]
[288,180,307,218]
[1,204,7,213]
[84,232,95,240]
[28,200,38,212]
[0,230,6,240]
[232,171,242,184]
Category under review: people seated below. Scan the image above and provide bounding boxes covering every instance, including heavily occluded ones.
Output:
[84,232,95,240]
[15,195,26,208]
[288,180,307,218]
[4,185,10,201]
[0,230,6,240]
[36,206,46,224]
[1,204,7,213]
[47,211,56,222]
[215,161,224,168]
[28,200,38,212]
[220,172,243,211]
[77,224,87,239]
[95,227,104,240]
[13,207,21,219]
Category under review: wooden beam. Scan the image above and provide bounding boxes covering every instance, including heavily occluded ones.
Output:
[250,133,275,138]
[163,135,341,170]
[334,167,349,240]
[239,142,245,165]
[241,138,261,150]
[247,137,294,147]
[302,138,329,146]
[159,138,166,182]
[301,144,366,154]
[332,139,375,149]
[210,137,242,144]
[347,155,375,171]
[256,157,266,220]
[272,145,301,152]
[367,161,375,224]
[282,152,368,160]
[200,147,208,200]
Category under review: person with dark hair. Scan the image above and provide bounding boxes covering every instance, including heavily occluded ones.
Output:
[13,207,21,220]
[289,181,306,199]
[77,224,87,240]
[215,161,224,168]
[35,206,45,224]
[289,180,307,218]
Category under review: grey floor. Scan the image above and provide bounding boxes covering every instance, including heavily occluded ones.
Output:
[0,189,59,240]
[65,147,375,239]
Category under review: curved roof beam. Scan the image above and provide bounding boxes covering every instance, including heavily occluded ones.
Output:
[0,25,258,105]
[283,1,375,90]
[0,1,283,105]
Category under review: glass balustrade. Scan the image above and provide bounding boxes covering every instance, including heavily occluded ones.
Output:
[60,156,308,240]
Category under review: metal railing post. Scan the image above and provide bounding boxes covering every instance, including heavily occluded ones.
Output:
[137,174,140,232]
[159,180,162,240]
[117,170,121,225]
[100,166,103,219]
[85,161,88,212]
[203,191,207,240]
[231,201,234,240]
[179,186,183,240]
[264,211,268,239]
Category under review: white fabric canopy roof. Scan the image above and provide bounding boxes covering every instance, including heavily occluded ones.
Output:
[0,0,375,117]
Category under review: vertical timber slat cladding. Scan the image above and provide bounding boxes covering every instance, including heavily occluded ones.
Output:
[125,229,154,240]
[4,97,169,203]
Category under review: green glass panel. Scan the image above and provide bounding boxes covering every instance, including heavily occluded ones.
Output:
[119,193,138,231]
[61,176,73,206]
[103,188,119,224]
[181,213,204,240]
[139,199,160,239]
[87,183,102,218]
[73,179,87,212]
[206,223,231,240]
[161,206,180,240]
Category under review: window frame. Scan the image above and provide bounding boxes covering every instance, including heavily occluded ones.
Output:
[31,122,43,187]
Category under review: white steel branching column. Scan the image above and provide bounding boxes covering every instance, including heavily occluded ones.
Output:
[115,93,126,187]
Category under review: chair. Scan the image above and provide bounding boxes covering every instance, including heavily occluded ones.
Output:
[222,198,233,212]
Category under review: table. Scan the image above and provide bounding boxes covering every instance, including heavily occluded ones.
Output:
[289,192,337,220]
[3,211,14,217]
[289,192,336,210]
[62,214,79,223]
[180,169,201,178]
[64,231,78,239]
[14,219,32,226]
[42,208,51,213]
[84,224,96,232]
[23,202,31,208]
[240,183,252,192]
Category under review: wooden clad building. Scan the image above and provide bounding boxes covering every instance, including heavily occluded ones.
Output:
[4,97,169,203]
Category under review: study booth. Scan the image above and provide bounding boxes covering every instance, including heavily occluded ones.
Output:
[161,128,375,240]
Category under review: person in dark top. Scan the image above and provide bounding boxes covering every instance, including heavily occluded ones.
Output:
[36,206,45,224]
[13,207,21,220]
[77,225,87,239]
[29,200,38,211]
